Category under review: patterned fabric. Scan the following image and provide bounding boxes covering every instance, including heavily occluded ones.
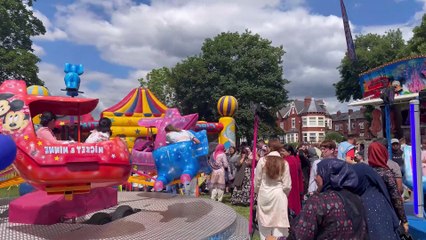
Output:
[208,152,228,190]
[352,164,400,240]
[284,191,368,240]
[374,167,408,223]
[231,167,251,206]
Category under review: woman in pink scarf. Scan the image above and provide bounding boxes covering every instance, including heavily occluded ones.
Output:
[209,144,229,202]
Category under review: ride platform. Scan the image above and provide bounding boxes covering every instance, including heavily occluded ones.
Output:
[0,191,249,240]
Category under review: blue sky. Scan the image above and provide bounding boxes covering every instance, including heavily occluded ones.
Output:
[30,0,426,114]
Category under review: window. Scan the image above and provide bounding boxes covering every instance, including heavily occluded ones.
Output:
[280,122,284,129]
[329,120,333,129]
[351,122,356,130]
[335,125,340,131]
[291,118,295,128]
[360,133,364,137]
[318,132,324,141]
[302,117,307,127]
[308,117,316,126]
[290,134,294,143]
[309,133,316,142]
[359,122,364,130]
[303,133,308,142]
[294,133,298,142]
[318,117,324,126]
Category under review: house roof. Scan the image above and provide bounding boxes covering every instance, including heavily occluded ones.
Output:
[278,98,330,118]
[301,98,328,114]
[331,109,365,121]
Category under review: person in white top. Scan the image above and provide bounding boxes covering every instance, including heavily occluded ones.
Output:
[254,139,291,240]
[85,117,112,143]
[308,140,336,195]
[165,124,200,144]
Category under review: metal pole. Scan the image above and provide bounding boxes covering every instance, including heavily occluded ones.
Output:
[409,99,424,218]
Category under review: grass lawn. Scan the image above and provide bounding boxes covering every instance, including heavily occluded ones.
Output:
[0,185,19,198]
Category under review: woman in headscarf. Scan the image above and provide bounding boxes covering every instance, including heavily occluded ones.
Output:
[351,163,400,239]
[268,159,368,240]
[226,146,240,194]
[231,146,252,206]
[281,144,303,215]
[208,144,228,202]
[254,139,291,240]
[368,142,409,234]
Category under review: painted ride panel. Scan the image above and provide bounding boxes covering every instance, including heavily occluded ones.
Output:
[0,80,131,193]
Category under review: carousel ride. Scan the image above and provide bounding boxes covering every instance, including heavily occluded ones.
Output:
[0,64,248,239]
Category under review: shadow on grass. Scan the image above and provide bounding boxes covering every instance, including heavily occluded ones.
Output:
[200,193,260,240]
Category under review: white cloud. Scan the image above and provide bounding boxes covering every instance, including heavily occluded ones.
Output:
[32,10,67,41]
[37,62,140,117]
[34,0,423,115]
[32,44,45,56]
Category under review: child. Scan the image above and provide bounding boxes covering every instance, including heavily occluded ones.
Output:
[85,117,112,143]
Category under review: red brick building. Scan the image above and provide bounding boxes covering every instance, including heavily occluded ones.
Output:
[277,97,332,144]
[331,108,372,140]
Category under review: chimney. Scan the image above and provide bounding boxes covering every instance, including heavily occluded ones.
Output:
[348,109,353,115]
[304,96,312,107]
[337,111,341,116]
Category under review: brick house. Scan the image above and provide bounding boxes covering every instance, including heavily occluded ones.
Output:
[330,108,372,140]
[277,97,332,144]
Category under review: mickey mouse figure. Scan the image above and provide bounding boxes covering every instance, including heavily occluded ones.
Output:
[63,63,84,97]
[0,93,29,133]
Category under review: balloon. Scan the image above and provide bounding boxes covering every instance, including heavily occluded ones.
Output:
[0,134,17,171]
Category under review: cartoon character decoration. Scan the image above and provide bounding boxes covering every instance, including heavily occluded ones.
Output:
[0,93,29,133]
[360,56,426,99]
[153,130,208,190]
[391,80,404,96]
[0,134,17,171]
[369,109,382,137]
[136,108,209,191]
[63,63,84,97]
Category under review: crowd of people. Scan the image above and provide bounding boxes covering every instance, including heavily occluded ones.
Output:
[34,115,419,239]
[202,134,418,240]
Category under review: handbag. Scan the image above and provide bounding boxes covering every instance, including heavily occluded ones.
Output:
[399,232,413,240]
[398,225,413,240]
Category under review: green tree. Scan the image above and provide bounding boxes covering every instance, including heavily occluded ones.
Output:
[0,0,45,85]
[325,131,345,143]
[334,30,407,102]
[404,13,426,56]
[138,77,147,87]
[146,67,175,107]
[170,31,289,139]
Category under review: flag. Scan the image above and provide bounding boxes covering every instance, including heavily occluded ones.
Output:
[340,0,357,62]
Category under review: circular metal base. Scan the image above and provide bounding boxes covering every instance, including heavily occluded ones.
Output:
[0,192,249,239]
